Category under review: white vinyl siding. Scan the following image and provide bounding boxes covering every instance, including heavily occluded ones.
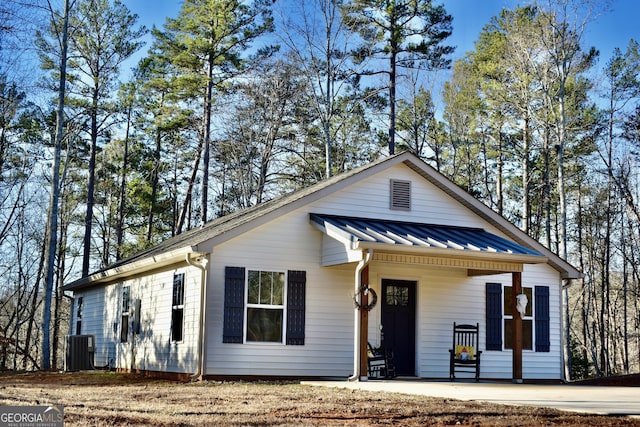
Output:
[363,262,561,381]
[71,266,202,374]
[205,212,354,377]
[199,163,564,380]
[69,284,122,368]
[309,165,492,230]
[319,232,362,266]
[73,158,565,380]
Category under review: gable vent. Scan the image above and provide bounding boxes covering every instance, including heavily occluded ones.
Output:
[390,179,411,210]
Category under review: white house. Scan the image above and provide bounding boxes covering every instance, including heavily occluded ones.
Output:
[64,152,581,381]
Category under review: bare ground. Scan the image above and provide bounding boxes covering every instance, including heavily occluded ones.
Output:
[0,371,638,426]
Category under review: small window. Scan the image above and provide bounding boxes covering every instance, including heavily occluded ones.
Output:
[171,273,185,342]
[390,179,411,210]
[120,286,130,343]
[385,285,409,306]
[503,286,533,350]
[246,270,285,342]
[76,296,83,335]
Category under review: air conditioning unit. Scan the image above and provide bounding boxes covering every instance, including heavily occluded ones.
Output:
[65,334,95,371]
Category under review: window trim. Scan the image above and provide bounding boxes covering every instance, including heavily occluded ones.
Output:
[171,273,185,342]
[486,282,550,353]
[503,284,534,351]
[120,286,130,343]
[75,296,83,335]
[390,179,412,211]
[223,267,306,346]
[244,269,287,344]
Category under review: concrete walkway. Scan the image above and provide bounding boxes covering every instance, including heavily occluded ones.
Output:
[303,379,640,417]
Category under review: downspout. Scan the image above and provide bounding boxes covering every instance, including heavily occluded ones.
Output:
[186,253,209,380]
[562,278,573,383]
[348,249,373,382]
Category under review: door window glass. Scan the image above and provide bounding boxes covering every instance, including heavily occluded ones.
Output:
[385,285,409,306]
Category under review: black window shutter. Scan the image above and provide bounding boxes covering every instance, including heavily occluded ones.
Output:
[486,283,503,351]
[535,286,550,352]
[286,270,306,345]
[223,266,245,343]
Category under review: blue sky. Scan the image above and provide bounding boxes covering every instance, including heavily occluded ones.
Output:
[445,0,638,62]
[123,0,639,67]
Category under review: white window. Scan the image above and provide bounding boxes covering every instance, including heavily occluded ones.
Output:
[246,270,285,343]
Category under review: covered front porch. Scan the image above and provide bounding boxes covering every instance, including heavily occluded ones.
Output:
[310,213,549,382]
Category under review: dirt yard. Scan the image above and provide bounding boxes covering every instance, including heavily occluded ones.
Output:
[1,371,638,426]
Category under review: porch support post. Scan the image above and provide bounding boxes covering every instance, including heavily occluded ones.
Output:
[512,271,523,383]
[359,265,369,380]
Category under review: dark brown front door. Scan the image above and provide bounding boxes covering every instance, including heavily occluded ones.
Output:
[381,279,416,376]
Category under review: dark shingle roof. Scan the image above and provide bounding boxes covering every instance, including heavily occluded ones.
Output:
[66,152,581,289]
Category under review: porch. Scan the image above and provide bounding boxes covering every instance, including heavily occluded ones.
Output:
[311,213,550,382]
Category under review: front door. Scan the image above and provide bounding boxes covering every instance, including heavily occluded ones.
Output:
[381,279,416,376]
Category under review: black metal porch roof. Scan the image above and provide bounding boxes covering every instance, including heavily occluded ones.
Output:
[310,213,543,257]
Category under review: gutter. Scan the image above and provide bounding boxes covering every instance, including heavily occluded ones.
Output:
[186,253,209,380]
[64,246,198,291]
[348,249,373,382]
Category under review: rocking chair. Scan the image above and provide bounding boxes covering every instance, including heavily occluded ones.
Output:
[449,322,481,381]
[367,343,396,379]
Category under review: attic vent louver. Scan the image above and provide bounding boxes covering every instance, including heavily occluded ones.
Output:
[390,179,411,210]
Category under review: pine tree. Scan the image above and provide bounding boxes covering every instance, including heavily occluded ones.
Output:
[341,0,454,154]
[42,0,147,276]
[156,0,275,228]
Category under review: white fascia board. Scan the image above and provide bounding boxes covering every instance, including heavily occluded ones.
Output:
[310,217,356,247]
[65,246,204,291]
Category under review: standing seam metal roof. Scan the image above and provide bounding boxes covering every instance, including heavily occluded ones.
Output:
[310,213,543,257]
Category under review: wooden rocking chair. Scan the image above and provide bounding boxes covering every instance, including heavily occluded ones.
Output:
[449,322,481,381]
[368,343,396,379]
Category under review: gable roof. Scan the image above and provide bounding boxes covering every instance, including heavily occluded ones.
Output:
[65,152,581,291]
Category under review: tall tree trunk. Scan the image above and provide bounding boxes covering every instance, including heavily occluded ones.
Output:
[557,80,567,261]
[171,156,179,236]
[51,203,69,370]
[322,0,337,178]
[201,53,214,225]
[324,33,333,178]
[82,84,99,276]
[23,235,46,370]
[176,139,203,234]
[116,103,131,260]
[388,38,397,155]
[146,128,161,241]
[543,119,551,249]
[576,180,589,371]
[496,131,503,217]
[42,0,70,370]
[51,274,61,370]
[622,209,629,374]
[522,115,530,234]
